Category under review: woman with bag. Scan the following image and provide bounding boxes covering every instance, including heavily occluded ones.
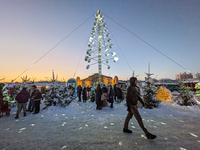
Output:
[95,84,102,110]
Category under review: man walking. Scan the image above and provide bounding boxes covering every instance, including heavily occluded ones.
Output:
[123,77,157,139]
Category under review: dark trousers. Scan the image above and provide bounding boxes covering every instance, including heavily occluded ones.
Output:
[114,95,117,101]
[78,93,81,101]
[28,99,35,111]
[124,105,148,134]
[34,101,40,113]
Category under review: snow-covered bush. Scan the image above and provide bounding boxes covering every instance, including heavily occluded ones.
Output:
[89,87,96,102]
[43,84,75,109]
[174,80,197,106]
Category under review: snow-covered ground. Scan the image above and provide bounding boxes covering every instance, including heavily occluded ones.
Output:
[0,98,200,150]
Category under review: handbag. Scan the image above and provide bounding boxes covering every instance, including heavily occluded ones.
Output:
[101,94,105,101]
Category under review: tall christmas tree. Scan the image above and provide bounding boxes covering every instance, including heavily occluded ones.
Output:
[143,64,160,109]
[84,10,119,83]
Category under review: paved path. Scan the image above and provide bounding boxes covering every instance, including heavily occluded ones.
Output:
[0,101,200,150]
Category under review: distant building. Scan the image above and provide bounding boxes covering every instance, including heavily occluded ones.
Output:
[183,78,199,91]
[196,73,200,79]
[155,78,179,91]
[175,72,193,80]
[76,73,117,87]
[157,78,178,84]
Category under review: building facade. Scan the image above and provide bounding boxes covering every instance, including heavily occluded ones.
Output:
[175,72,193,80]
[76,73,118,87]
[196,73,200,79]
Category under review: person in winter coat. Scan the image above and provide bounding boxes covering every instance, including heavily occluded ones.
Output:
[101,84,108,107]
[82,86,87,103]
[116,86,122,102]
[33,89,43,114]
[15,87,30,119]
[114,84,117,101]
[27,85,37,112]
[95,84,102,110]
[123,77,157,139]
[108,85,114,108]
[77,85,82,102]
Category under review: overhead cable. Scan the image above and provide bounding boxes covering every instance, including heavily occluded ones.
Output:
[13,13,95,82]
[106,24,132,72]
[104,13,190,73]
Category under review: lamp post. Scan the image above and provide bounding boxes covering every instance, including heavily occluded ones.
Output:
[85,10,119,84]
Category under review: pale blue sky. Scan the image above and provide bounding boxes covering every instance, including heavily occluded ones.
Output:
[0,0,200,82]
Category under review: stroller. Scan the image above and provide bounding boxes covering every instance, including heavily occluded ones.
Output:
[0,100,11,118]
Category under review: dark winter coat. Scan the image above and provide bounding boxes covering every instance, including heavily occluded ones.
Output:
[102,87,108,93]
[86,87,91,92]
[82,87,87,100]
[30,88,36,99]
[116,87,122,99]
[108,88,114,103]
[77,86,82,95]
[114,84,117,96]
[34,91,43,101]
[126,77,144,107]
[95,88,102,105]
[16,90,30,103]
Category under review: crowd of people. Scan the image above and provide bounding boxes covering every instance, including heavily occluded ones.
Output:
[75,78,157,139]
[15,85,43,119]
[76,84,124,110]
[1,78,157,139]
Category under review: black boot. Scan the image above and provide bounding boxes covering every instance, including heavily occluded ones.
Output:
[15,115,19,119]
[23,113,26,117]
[123,128,132,133]
[110,103,113,108]
[146,133,157,139]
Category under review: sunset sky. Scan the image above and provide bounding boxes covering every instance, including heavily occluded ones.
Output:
[1,0,200,83]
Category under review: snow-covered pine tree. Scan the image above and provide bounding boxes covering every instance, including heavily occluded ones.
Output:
[89,87,96,102]
[175,80,197,106]
[143,79,160,109]
[43,83,74,109]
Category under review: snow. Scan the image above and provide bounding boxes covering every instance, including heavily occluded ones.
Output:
[1,99,200,150]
